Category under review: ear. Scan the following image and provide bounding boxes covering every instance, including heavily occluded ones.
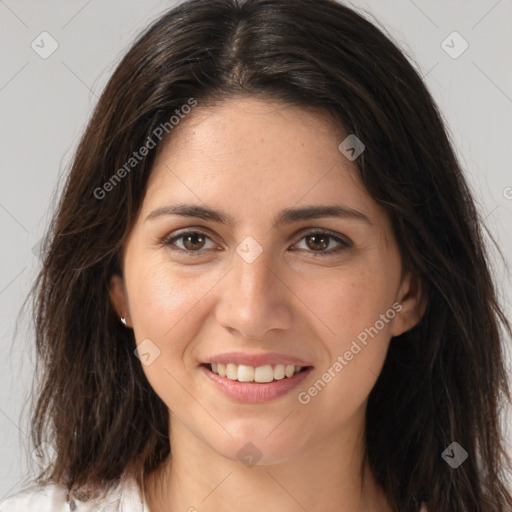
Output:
[109,274,132,328]
[391,271,427,336]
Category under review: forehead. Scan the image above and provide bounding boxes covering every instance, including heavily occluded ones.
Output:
[142,97,383,226]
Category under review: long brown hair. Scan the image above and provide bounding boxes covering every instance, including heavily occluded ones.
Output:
[28,0,512,510]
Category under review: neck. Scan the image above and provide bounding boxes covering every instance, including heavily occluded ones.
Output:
[144,413,391,512]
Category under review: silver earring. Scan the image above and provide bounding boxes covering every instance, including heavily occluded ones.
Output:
[120,317,127,325]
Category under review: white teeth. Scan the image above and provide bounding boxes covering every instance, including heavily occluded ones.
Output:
[273,364,285,380]
[208,362,306,382]
[254,365,274,383]
[226,363,238,380]
[237,364,255,382]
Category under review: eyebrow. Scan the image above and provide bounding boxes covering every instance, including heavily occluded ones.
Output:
[145,203,372,226]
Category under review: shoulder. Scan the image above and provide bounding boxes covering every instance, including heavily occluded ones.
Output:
[0,481,73,512]
[0,475,147,512]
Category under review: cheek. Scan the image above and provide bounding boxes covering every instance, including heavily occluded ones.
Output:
[125,256,210,368]
[317,263,399,347]
[127,252,201,325]
[299,259,399,414]
[124,258,216,412]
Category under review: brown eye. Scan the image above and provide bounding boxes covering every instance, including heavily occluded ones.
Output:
[164,229,350,258]
[165,231,216,255]
[181,232,207,251]
[305,233,330,252]
[294,230,350,257]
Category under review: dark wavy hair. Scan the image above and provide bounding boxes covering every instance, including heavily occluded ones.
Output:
[27,0,512,510]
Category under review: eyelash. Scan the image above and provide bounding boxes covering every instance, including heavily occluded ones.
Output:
[163,229,351,258]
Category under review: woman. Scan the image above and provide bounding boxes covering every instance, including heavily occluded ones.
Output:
[1,0,511,511]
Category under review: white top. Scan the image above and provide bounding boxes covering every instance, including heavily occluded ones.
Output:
[0,474,149,512]
[0,475,428,512]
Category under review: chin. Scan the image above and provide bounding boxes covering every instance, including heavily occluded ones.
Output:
[203,422,310,467]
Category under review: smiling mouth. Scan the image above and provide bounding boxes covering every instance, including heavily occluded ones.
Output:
[203,362,311,383]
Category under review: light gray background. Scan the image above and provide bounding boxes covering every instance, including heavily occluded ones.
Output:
[1,0,511,500]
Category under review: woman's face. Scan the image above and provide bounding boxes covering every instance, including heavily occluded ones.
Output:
[111,97,423,464]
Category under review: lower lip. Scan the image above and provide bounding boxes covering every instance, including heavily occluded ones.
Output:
[201,365,313,403]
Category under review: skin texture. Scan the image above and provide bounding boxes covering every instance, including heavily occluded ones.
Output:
[110,97,425,512]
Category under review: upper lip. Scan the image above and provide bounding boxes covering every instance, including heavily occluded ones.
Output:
[204,351,313,367]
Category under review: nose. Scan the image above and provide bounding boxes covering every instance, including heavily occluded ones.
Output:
[215,244,293,341]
